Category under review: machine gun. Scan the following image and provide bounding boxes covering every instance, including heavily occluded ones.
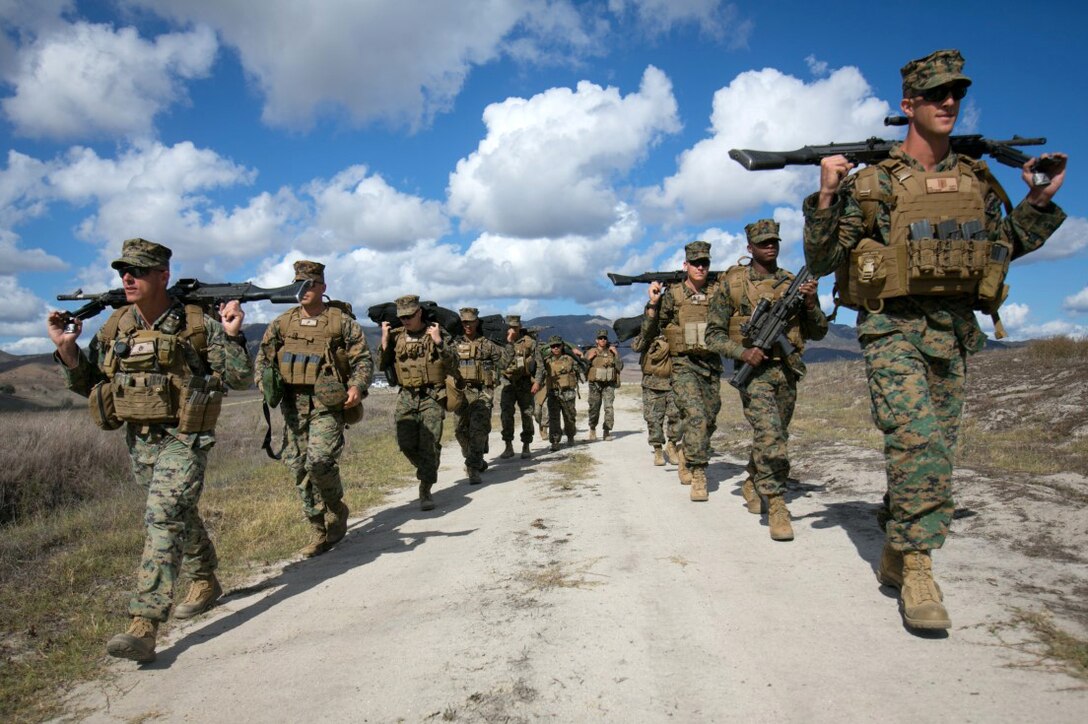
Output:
[56,278,312,333]
[729,267,815,391]
[729,115,1061,188]
[608,271,724,286]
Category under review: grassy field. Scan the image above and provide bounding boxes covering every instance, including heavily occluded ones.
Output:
[713,337,1088,478]
[0,389,414,722]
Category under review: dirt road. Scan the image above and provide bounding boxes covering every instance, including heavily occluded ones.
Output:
[64,391,1088,722]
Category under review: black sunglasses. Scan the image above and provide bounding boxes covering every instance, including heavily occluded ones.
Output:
[688,258,711,268]
[916,83,968,103]
[116,265,159,279]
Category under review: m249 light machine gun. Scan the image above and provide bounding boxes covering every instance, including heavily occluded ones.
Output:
[729,116,1062,188]
[57,278,313,333]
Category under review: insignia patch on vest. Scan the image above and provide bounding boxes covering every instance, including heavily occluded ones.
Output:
[299,318,318,326]
[129,341,154,356]
[926,177,959,193]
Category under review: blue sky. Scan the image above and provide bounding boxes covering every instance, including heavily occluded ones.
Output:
[2,0,1086,354]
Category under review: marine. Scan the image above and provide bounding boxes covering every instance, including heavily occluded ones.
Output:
[452,307,503,483]
[497,315,545,460]
[255,260,372,558]
[47,238,254,663]
[379,295,457,510]
[706,219,827,540]
[803,49,1068,629]
[639,240,724,502]
[542,335,582,451]
[630,332,682,467]
[585,328,623,441]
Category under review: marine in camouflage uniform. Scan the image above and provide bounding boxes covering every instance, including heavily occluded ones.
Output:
[47,239,254,663]
[452,307,503,483]
[255,260,372,558]
[630,333,682,466]
[379,295,457,510]
[640,240,723,501]
[706,219,827,540]
[497,315,545,459]
[542,335,582,450]
[803,49,1067,629]
[585,328,623,441]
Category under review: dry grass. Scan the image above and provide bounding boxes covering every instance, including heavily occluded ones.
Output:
[715,339,1088,478]
[992,609,1088,683]
[518,558,605,591]
[548,451,598,492]
[0,389,413,722]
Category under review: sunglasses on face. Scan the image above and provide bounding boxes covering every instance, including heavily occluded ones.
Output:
[689,258,711,269]
[915,83,968,103]
[116,266,158,279]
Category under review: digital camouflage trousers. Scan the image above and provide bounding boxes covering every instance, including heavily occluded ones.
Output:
[739,362,796,497]
[587,382,615,431]
[126,427,217,622]
[642,386,681,447]
[863,332,964,552]
[396,387,446,486]
[455,386,494,471]
[547,388,577,443]
[280,392,346,518]
[500,377,535,443]
[671,363,720,467]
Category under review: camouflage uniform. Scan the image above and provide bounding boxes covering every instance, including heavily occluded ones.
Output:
[379,295,457,505]
[452,308,503,476]
[639,242,723,474]
[631,334,682,449]
[254,261,373,521]
[543,335,579,447]
[586,329,623,437]
[59,239,253,623]
[706,221,828,499]
[803,57,1066,552]
[498,315,545,447]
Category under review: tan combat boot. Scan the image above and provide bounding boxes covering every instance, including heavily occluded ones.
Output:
[106,616,158,663]
[174,575,223,619]
[676,445,692,485]
[325,499,350,545]
[652,445,665,466]
[588,428,597,441]
[468,467,482,484]
[299,514,328,558]
[500,441,515,458]
[689,467,709,501]
[664,440,679,465]
[766,494,794,541]
[900,551,951,630]
[876,543,904,589]
[741,478,762,514]
[420,483,435,511]
[603,428,612,441]
[520,442,531,459]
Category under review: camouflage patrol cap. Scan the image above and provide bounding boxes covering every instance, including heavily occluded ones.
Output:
[901,49,972,96]
[547,335,564,347]
[506,314,522,329]
[293,259,325,283]
[459,307,479,322]
[745,219,781,245]
[596,328,609,339]
[111,238,171,270]
[684,240,711,262]
[395,294,421,317]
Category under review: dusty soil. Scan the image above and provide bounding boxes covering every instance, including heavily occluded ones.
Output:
[60,389,1088,723]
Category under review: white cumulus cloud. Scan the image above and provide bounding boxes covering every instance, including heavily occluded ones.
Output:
[448,65,680,238]
[607,0,752,44]
[640,64,892,225]
[1062,286,1088,314]
[2,21,216,140]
